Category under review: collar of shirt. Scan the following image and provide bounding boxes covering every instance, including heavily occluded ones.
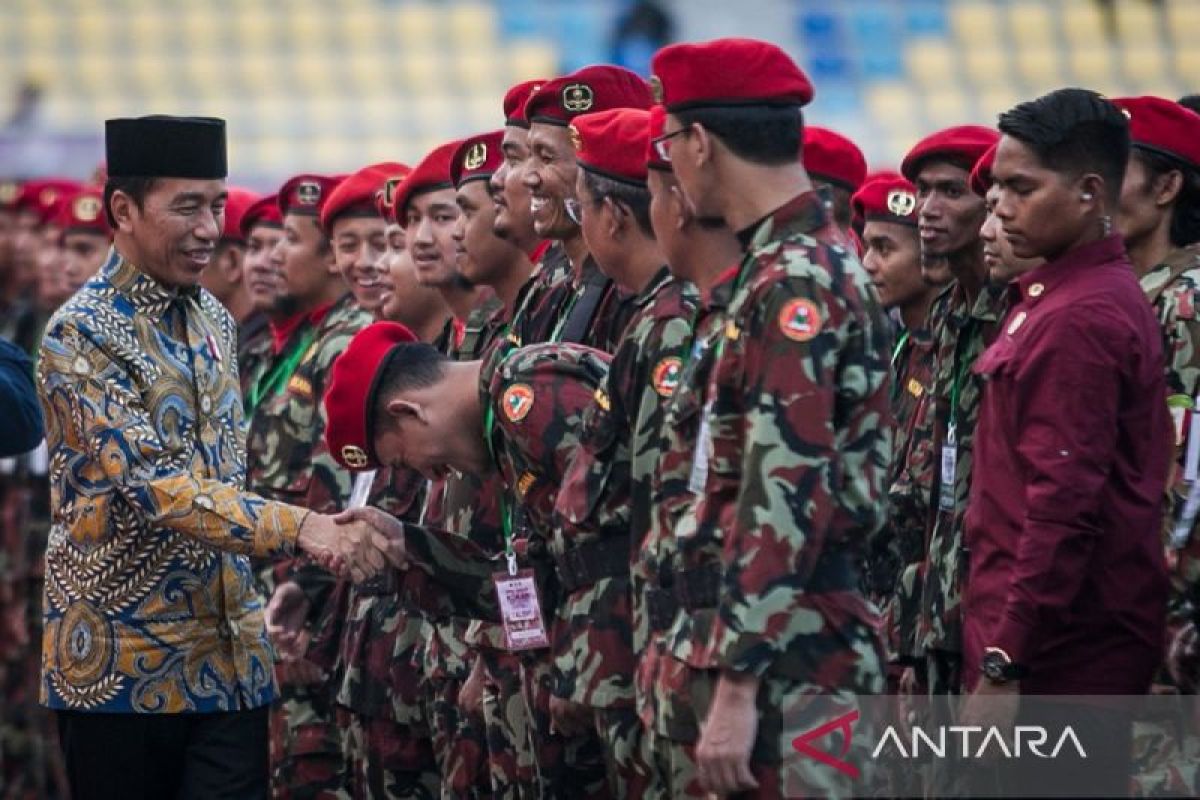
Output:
[703,264,741,309]
[1015,234,1127,304]
[105,249,201,324]
[736,190,831,253]
[631,265,674,311]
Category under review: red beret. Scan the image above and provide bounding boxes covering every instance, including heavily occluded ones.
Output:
[376,167,413,223]
[451,131,505,188]
[504,79,546,128]
[650,38,814,112]
[324,321,419,471]
[15,179,82,224]
[524,65,652,127]
[851,176,919,229]
[804,126,868,191]
[55,187,111,237]
[865,169,903,183]
[1112,96,1200,170]
[277,173,345,218]
[221,187,260,243]
[572,108,651,186]
[900,125,999,181]
[393,140,461,227]
[320,162,405,235]
[969,143,999,198]
[240,194,282,239]
[646,105,671,172]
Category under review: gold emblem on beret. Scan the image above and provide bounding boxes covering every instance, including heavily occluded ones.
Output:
[463,142,488,171]
[887,189,916,217]
[561,83,595,113]
[648,75,664,104]
[73,195,102,222]
[341,445,369,469]
[568,125,583,153]
[0,181,17,204]
[296,181,321,206]
[40,188,58,207]
[382,177,402,208]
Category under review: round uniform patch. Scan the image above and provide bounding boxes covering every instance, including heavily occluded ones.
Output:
[652,356,682,398]
[341,445,369,469]
[502,383,535,423]
[777,298,823,342]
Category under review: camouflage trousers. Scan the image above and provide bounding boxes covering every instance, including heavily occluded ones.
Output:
[519,655,610,799]
[643,728,705,799]
[594,706,651,798]
[923,648,964,799]
[271,679,349,799]
[425,675,491,799]
[479,650,537,799]
[336,706,440,800]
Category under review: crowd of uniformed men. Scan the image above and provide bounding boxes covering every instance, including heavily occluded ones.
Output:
[2,34,1200,800]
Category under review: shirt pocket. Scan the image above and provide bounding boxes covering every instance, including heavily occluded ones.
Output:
[257,395,317,495]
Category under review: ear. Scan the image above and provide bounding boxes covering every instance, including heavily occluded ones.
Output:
[224,246,244,283]
[603,197,625,239]
[324,241,339,276]
[1153,168,1185,209]
[690,122,713,168]
[669,184,690,232]
[109,191,139,234]
[386,397,427,424]
[1078,173,1105,214]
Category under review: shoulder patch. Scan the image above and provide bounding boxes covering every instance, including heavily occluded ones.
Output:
[777,298,822,342]
[501,383,535,423]
[651,356,682,398]
[287,375,313,399]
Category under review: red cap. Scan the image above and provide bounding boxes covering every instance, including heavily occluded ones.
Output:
[15,179,83,224]
[803,126,868,191]
[650,38,814,112]
[572,108,651,185]
[969,143,999,198]
[320,162,406,235]
[851,176,919,229]
[240,194,282,239]
[324,321,419,471]
[900,125,999,181]
[646,105,671,172]
[277,174,345,218]
[450,131,505,188]
[524,65,652,127]
[1112,96,1200,170]
[504,79,546,128]
[221,187,260,244]
[55,187,111,237]
[393,140,461,227]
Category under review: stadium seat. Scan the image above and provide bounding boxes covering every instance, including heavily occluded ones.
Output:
[925,87,972,128]
[866,81,920,128]
[1120,44,1168,88]
[1014,47,1063,88]
[507,40,558,82]
[862,49,904,80]
[1067,46,1114,87]
[978,86,1022,120]
[906,39,958,88]
[398,4,442,49]
[1115,0,1160,43]
[849,3,895,49]
[1008,2,1055,45]
[1165,1,1200,46]
[1171,48,1200,85]
[798,9,842,49]
[1060,0,1107,47]
[904,2,949,37]
[950,2,1000,45]
[963,46,1010,88]
[449,2,500,48]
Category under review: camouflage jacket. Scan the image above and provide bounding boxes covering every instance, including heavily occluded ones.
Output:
[672,192,890,691]
[551,267,696,707]
[37,252,305,712]
[237,311,273,407]
[1141,245,1200,630]
[918,279,1009,656]
[871,325,936,663]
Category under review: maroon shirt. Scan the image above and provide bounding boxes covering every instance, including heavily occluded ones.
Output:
[963,234,1170,694]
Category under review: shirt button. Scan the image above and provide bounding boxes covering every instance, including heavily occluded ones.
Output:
[1028,283,1045,298]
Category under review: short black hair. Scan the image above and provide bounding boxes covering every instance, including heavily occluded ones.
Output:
[368,342,448,441]
[103,176,158,229]
[1179,95,1200,116]
[580,170,654,238]
[998,88,1130,203]
[673,105,802,167]
[1133,147,1200,248]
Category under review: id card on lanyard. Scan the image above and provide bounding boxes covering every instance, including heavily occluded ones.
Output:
[938,321,973,514]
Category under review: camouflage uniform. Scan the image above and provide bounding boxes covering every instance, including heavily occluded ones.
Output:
[553,267,696,797]
[1132,245,1200,797]
[918,280,1008,695]
[653,192,890,798]
[244,292,370,798]
[238,311,274,405]
[335,464,438,800]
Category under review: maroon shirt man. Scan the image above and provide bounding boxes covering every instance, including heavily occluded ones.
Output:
[963,232,1170,694]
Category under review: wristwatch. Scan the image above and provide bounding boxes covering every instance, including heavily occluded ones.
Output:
[981,646,1029,684]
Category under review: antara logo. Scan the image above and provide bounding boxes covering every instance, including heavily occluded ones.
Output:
[871,724,1087,760]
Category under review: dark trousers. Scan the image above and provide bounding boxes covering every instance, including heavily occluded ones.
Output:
[57,706,269,800]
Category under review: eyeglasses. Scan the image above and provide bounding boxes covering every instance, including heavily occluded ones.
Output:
[651,127,692,161]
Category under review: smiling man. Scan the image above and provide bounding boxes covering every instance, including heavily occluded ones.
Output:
[36,116,392,800]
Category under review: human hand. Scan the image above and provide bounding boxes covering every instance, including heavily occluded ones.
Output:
[696,671,760,795]
[298,511,402,583]
[265,581,310,661]
[334,507,408,573]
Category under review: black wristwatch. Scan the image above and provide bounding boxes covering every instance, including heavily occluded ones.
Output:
[981,647,1029,684]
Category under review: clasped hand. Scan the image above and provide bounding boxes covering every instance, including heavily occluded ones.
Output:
[296,507,407,582]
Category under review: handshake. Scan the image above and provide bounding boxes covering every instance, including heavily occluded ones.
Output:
[296,507,409,582]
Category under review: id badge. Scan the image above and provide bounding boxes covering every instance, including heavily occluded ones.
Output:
[689,401,714,495]
[494,568,550,651]
[938,425,957,512]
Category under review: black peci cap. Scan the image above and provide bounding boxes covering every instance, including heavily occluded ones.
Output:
[105,115,228,179]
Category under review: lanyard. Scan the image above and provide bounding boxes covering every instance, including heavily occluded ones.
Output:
[245,327,317,417]
[549,288,581,343]
[946,318,977,442]
[891,329,911,368]
[483,401,518,575]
